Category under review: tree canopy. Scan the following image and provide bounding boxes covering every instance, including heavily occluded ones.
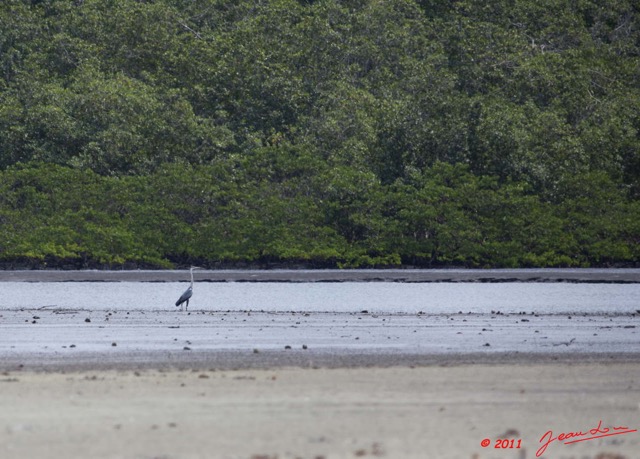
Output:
[1,0,639,268]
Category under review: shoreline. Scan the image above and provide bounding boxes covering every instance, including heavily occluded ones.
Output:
[2,349,640,373]
[2,268,640,283]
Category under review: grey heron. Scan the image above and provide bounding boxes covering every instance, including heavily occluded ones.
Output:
[175,266,201,311]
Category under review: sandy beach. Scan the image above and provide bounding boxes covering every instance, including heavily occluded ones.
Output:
[1,270,639,458]
[0,364,638,459]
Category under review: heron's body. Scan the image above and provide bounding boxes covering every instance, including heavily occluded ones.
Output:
[175,267,199,311]
[175,286,193,310]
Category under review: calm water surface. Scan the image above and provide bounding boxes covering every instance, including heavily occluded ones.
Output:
[1,279,639,314]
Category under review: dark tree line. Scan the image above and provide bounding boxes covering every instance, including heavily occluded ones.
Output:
[1,0,639,268]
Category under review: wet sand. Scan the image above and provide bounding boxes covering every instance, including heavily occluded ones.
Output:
[1,308,639,371]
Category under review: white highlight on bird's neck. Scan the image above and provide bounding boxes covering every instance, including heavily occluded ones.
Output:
[189,266,201,289]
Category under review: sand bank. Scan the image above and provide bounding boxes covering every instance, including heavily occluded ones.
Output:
[1,308,638,371]
[1,364,638,459]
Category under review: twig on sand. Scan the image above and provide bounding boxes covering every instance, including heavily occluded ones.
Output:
[553,338,576,347]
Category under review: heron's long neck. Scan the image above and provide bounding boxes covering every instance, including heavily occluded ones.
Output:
[190,268,194,289]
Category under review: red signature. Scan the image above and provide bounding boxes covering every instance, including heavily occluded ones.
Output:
[537,420,637,457]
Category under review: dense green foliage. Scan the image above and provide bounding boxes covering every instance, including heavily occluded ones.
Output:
[1,0,639,268]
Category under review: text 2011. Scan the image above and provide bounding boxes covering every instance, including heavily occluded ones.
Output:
[494,439,522,449]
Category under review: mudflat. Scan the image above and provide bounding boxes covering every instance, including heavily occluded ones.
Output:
[0,307,639,371]
[2,268,640,283]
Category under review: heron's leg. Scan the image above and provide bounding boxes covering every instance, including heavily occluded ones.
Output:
[186,299,189,311]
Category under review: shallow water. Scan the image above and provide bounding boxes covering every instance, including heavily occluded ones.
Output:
[1,281,639,314]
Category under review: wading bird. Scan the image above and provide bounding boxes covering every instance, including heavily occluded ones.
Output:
[175,266,201,311]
